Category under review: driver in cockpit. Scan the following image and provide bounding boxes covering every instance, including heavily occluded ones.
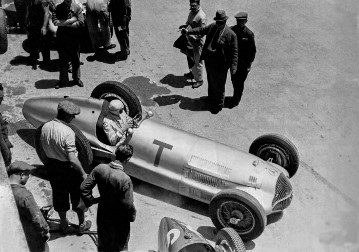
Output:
[103,100,133,147]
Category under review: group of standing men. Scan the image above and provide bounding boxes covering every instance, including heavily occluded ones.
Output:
[7,99,136,252]
[20,0,132,88]
[181,0,256,113]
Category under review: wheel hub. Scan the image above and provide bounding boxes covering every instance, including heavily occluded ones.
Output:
[229,210,243,225]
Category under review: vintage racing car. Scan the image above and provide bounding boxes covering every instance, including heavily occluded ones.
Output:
[22,81,299,241]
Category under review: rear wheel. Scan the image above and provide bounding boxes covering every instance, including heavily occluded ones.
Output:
[35,122,93,173]
[91,81,142,119]
[249,134,299,178]
[0,8,8,54]
[215,228,246,252]
[209,190,266,241]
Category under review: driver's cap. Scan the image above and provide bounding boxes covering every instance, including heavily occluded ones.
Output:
[109,100,124,114]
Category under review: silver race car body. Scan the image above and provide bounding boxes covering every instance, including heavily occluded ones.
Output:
[22,82,299,241]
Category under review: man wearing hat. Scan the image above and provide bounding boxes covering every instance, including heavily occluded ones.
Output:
[8,161,50,252]
[230,12,256,107]
[40,100,91,234]
[0,84,13,167]
[103,100,133,146]
[180,0,206,88]
[182,10,238,113]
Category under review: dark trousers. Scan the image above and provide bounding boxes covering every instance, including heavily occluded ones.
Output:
[47,159,82,212]
[97,205,130,252]
[57,28,81,83]
[112,22,130,54]
[27,28,50,63]
[231,64,249,103]
[205,59,228,109]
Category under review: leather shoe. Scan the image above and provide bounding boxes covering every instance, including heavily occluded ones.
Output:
[74,79,84,87]
[184,71,194,79]
[192,81,203,89]
[103,44,116,50]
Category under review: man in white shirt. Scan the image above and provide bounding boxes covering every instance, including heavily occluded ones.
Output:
[40,100,91,234]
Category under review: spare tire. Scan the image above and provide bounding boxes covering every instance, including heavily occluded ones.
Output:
[91,81,142,120]
[0,8,8,55]
[35,121,94,173]
[215,228,246,252]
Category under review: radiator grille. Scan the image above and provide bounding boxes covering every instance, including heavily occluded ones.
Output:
[272,173,293,211]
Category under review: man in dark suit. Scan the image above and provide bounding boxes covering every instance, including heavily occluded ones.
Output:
[229,12,256,107]
[183,10,238,113]
[109,0,131,60]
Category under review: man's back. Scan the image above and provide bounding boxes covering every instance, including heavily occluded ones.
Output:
[89,162,136,220]
[11,184,49,251]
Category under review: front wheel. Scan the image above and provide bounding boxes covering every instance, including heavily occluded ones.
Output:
[215,228,246,252]
[209,190,266,242]
[249,134,299,178]
[91,81,142,120]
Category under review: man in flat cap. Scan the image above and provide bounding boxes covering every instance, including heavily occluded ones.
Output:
[182,10,238,113]
[8,161,50,252]
[103,100,133,146]
[180,0,206,88]
[229,12,256,107]
[40,100,91,234]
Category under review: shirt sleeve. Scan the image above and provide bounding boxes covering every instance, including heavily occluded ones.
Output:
[80,170,97,207]
[24,194,50,241]
[73,4,85,27]
[64,130,77,154]
[103,119,121,145]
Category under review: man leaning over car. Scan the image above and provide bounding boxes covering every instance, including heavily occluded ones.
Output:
[40,100,91,234]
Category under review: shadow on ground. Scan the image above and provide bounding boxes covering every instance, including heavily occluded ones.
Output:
[153,94,210,111]
[86,50,117,64]
[160,74,192,88]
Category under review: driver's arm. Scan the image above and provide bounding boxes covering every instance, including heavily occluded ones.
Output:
[103,118,123,145]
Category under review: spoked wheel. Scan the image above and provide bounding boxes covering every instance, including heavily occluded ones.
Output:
[210,190,266,242]
[91,81,142,120]
[215,228,246,252]
[249,134,299,178]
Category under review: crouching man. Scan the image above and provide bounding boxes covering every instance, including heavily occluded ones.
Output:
[81,144,136,252]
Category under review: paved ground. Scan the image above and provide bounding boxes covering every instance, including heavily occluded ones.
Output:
[1,0,359,251]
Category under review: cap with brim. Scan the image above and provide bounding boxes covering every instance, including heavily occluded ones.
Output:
[213,10,228,21]
[235,12,248,19]
[8,161,35,175]
[57,100,80,115]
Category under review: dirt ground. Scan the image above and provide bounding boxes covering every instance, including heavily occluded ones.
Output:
[1,0,359,251]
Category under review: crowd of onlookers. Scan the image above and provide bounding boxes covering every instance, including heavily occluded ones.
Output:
[13,0,131,88]
[3,0,259,251]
